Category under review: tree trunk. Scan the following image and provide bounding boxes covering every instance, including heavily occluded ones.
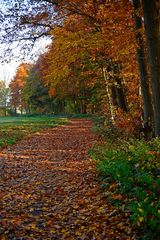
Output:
[114,77,128,112]
[102,66,115,123]
[112,63,128,112]
[82,100,87,114]
[111,85,118,106]
[142,0,160,136]
[133,0,153,126]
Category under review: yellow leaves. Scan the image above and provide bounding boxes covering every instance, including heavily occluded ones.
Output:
[50,229,56,234]
[25,223,37,230]
[29,207,34,212]
[44,19,112,87]
[138,208,144,213]
[137,207,144,226]
[75,230,82,236]
[30,223,37,229]
[34,181,42,185]
[97,206,106,214]
[138,217,144,225]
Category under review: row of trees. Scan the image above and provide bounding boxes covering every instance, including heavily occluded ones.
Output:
[9,62,56,114]
[1,0,160,137]
[9,59,100,115]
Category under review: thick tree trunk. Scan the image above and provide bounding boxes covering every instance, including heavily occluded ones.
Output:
[133,0,153,125]
[142,0,160,136]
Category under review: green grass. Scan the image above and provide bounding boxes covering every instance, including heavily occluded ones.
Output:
[0,115,68,148]
[91,139,160,240]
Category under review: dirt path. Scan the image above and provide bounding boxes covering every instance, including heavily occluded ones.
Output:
[0,119,136,240]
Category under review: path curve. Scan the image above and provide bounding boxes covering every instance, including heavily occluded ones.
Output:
[0,119,135,240]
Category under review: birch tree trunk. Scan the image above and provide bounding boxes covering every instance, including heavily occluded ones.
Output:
[102,66,115,123]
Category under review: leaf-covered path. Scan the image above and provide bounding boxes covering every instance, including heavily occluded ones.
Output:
[0,119,136,240]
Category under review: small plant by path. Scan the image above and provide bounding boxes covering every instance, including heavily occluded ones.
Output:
[0,119,136,239]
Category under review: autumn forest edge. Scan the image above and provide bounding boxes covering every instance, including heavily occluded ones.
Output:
[0,0,160,139]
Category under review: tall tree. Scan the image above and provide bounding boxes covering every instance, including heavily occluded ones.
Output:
[9,63,31,114]
[2,0,157,136]
[142,0,160,136]
[22,61,55,114]
[133,0,153,126]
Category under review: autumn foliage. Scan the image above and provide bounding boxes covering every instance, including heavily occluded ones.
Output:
[9,63,32,114]
[1,1,160,239]
[6,0,160,137]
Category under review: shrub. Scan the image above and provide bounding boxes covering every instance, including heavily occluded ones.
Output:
[92,115,127,141]
[91,139,160,240]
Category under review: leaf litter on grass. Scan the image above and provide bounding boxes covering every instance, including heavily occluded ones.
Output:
[0,119,136,239]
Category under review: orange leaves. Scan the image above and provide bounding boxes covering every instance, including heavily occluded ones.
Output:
[48,86,55,97]
[0,119,135,239]
[13,63,31,82]
[20,0,142,121]
[43,0,139,119]
[114,108,142,136]
[9,63,32,110]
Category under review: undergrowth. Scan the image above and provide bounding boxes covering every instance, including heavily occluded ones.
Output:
[91,116,160,240]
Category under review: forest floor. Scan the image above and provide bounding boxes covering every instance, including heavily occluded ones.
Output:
[0,119,136,240]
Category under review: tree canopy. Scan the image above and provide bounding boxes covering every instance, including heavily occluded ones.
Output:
[1,0,160,137]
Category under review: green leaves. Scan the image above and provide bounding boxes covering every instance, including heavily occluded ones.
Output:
[92,140,160,239]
